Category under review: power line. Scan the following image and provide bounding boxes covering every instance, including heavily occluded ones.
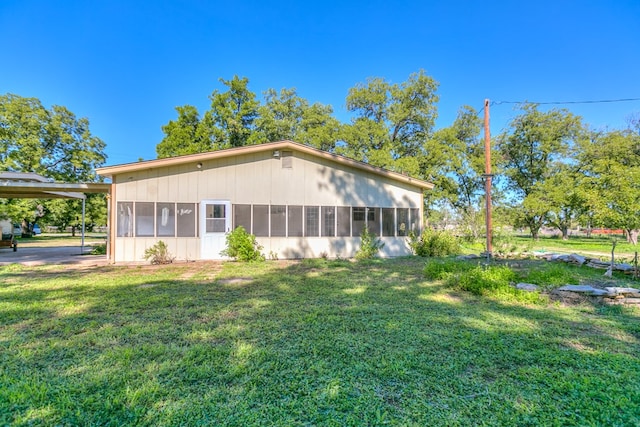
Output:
[492,98,640,106]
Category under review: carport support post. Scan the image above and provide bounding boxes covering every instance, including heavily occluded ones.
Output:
[81,196,85,254]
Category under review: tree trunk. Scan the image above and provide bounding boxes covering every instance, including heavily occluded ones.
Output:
[561,226,569,240]
[531,228,539,240]
[628,229,639,245]
[71,225,76,237]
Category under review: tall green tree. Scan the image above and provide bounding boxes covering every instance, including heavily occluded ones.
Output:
[156,105,213,158]
[157,76,260,157]
[43,194,107,235]
[339,70,439,176]
[496,104,583,239]
[252,88,342,151]
[431,106,484,209]
[540,165,586,239]
[429,106,486,238]
[208,75,259,148]
[577,129,640,244]
[0,94,106,181]
[157,78,344,157]
[0,94,107,228]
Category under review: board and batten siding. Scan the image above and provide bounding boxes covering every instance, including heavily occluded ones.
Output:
[112,149,423,261]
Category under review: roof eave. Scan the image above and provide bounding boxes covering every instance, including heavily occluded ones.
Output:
[96,140,435,190]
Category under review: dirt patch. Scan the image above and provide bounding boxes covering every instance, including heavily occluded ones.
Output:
[218,277,253,285]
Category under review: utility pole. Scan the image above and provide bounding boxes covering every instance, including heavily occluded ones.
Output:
[483,99,493,261]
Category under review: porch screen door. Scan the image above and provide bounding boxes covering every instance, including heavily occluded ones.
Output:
[200,200,231,259]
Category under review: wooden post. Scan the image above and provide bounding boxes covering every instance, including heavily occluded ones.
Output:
[483,99,493,261]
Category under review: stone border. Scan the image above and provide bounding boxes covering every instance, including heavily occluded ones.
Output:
[458,253,640,306]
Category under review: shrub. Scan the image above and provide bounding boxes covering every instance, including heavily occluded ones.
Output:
[91,243,107,255]
[221,226,264,262]
[143,241,175,264]
[492,230,532,257]
[408,229,460,257]
[355,227,385,260]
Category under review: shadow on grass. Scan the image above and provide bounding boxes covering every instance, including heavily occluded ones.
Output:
[1,257,639,426]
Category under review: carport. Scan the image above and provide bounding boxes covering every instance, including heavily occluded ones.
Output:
[0,172,111,258]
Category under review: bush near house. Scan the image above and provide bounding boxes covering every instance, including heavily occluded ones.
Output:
[143,240,175,264]
[221,226,264,262]
[355,226,385,260]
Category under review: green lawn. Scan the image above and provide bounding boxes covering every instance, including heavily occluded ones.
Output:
[518,235,638,259]
[14,233,107,248]
[462,234,640,262]
[1,258,639,426]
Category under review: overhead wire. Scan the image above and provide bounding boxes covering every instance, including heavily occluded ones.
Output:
[491,98,640,106]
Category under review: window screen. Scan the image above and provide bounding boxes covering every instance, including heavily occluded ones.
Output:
[233,204,251,233]
[156,203,175,237]
[352,207,366,237]
[382,208,395,237]
[410,208,420,234]
[270,205,286,237]
[367,207,380,236]
[288,205,303,237]
[337,206,351,237]
[117,202,133,237]
[397,208,409,237]
[135,202,155,237]
[253,205,269,237]
[177,203,197,237]
[321,206,335,237]
[205,204,227,232]
[305,206,319,237]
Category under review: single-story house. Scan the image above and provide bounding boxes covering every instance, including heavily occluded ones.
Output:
[96,140,433,263]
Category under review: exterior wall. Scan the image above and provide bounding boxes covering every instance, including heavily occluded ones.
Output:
[111,149,423,262]
[259,236,413,259]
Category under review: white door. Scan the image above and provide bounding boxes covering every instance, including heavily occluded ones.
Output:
[200,200,231,259]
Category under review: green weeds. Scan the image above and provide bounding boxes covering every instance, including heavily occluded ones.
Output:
[425,259,546,304]
[408,229,460,257]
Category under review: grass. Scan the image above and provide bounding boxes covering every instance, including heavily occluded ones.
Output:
[518,235,637,260]
[461,233,640,263]
[1,258,639,426]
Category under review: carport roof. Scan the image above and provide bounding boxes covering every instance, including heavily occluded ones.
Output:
[0,172,110,199]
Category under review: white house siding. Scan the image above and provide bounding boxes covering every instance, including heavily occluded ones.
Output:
[111,149,423,262]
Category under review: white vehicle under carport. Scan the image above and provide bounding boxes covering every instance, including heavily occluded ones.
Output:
[0,220,18,251]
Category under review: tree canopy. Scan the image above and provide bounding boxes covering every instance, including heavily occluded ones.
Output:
[496,104,584,239]
[577,129,640,243]
[156,73,640,244]
[0,94,106,182]
[5,75,640,243]
[0,93,107,227]
[338,70,439,175]
[156,76,342,158]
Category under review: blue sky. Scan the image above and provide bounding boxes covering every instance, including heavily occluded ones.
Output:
[2,0,639,166]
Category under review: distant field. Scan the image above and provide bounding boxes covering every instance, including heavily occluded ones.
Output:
[462,234,639,262]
